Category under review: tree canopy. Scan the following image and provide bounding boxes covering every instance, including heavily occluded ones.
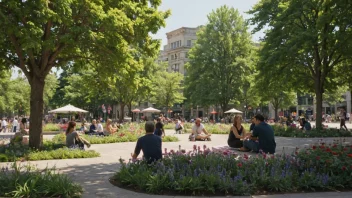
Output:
[185,5,254,113]
[249,0,352,128]
[0,0,169,148]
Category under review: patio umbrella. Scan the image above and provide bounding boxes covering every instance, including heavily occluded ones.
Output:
[210,109,217,121]
[141,107,161,113]
[48,104,88,114]
[224,108,243,114]
[132,108,141,113]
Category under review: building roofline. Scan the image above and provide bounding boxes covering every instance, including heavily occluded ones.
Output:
[166,27,199,36]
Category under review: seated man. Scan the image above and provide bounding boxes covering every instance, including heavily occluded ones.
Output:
[175,119,183,134]
[132,121,162,164]
[87,119,97,135]
[299,118,311,131]
[241,114,276,154]
[189,118,211,141]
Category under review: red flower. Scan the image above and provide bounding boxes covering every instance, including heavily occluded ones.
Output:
[332,152,338,155]
[237,163,243,168]
[342,166,347,171]
[312,146,317,150]
[347,154,352,158]
[193,145,197,150]
[333,144,337,148]
[326,148,332,152]
[243,154,249,160]
[223,151,229,155]
[320,145,325,149]
[343,148,348,151]
[316,156,321,160]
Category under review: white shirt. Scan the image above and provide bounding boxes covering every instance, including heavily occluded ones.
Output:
[13,119,18,127]
[1,120,7,127]
[192,123,205,135]
[97,123,104,132]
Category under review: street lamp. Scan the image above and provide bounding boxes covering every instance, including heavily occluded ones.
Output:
[244,105,247,120]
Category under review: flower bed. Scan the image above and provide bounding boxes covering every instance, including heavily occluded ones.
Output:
[0,162,82,197]
[0,140,100,162]
[272,125,352,137]
[112,142,352,196]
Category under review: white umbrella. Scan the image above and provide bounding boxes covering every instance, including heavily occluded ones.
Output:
[224,108,243,114]
[141,107,161,113]
[48,104,88,114]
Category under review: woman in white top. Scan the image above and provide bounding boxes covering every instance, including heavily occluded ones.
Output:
[96,119,104,136]
[189,118,211,141]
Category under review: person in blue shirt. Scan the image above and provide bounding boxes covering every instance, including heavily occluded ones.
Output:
[241,114,276,154]
[132,121,162,164]
[300,118,311,131]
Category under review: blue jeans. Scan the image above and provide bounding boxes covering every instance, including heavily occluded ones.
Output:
[243,140,259,152]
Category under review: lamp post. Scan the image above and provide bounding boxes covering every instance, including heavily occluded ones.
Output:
[244,105,247,120]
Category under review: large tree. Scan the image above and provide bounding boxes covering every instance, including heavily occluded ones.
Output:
[185,6,254,113]
[0,0,169,148]
[249,0,352,128]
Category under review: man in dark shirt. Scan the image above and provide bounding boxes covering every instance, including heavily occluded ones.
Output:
[87,119,97,135]
[132,121,162,163]
[154,118,165,137]
[241,114,276,154]
[249,117,256,132]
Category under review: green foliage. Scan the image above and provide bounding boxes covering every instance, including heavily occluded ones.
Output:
[0,140,99,162]
[185,6,254,112]
[272,125,352,138]
[43,123,61,131]
[0,0,170,148]
[113,142,352,195]
[0,162,82,197]
[249,0,352,128]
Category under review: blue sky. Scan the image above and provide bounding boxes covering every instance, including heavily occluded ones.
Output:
[151,0,263,46]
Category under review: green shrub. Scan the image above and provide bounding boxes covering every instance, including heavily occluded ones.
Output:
[0,140,100,162]
[113,141,352,196]
[43,123,61,131]
[0,162,82,197]
[162,136,179,142]
[163,124,175,129]
[0,153,8,162]
[272,125,352,137]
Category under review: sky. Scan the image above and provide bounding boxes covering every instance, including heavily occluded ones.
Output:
[151,0,263,46]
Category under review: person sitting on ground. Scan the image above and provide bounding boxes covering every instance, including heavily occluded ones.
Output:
[66,121,91,149]
[154,118,165,137]
[299,118,311,131]
[132,121,162,164]
[228,115,246,148]
[80,121,89,133]
[105,119,117,135]
[241,114,276,154]
[88,119,97,135]
[96,119,105,136]
[175,119,183,134]
[189,118,211,141]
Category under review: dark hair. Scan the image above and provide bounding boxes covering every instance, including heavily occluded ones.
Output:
[145,121,155,133]
[157,118,161,122]
[66,121,76,135]
[301,118,307,124]
[254,114,265,122]
[21,118,27,124]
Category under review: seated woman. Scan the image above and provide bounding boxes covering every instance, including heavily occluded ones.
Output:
[105,119,118,135]
[80,121,89,134]
[66,121,91,149]
[300,118,312,131]
[228,115,246,148]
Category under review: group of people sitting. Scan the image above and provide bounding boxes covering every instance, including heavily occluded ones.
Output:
[80,119,119,136]
[227,114,276,154]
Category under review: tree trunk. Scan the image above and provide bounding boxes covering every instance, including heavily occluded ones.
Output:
[29,76,45,149]
[274,106,279,122]
[119,103,125,123]
[315,84,323,129]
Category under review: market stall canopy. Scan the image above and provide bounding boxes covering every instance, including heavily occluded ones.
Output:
[132,108,141,113]
[224,108,243,114]
[48,104,88,114]
[141,107,161,113]
[210,109,217,114]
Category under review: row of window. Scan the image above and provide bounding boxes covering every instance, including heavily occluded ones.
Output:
[170,40,193,49]
[171,52,188,60]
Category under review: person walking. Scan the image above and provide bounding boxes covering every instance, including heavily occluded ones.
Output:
[1,118,7,133]
[12,117,19,132]
[339,109,348,130]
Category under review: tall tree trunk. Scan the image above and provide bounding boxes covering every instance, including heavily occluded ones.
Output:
[119,103,125,123]
[274,106,279,122]
[29,76,45,149]
[315,82,323,129]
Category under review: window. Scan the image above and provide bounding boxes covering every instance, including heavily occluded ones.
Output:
[171,55,174,60]
[187,40,191,46]
[185,52,188,58]
[179,40,181,46]
[175,54,177,59]
[176,41,179,47]
[172,64,179,72]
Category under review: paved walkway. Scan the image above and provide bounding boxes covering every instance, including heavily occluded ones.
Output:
[1,129,352,198]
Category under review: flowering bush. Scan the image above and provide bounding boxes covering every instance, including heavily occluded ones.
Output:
[272,125,352,137]
[113,142,352,195]
[0,162,82,197]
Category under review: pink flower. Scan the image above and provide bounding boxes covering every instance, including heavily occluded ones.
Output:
[243,154,248,160]
[164,148,167,154]
[193,145,197,150]
[198,146,201,151]
[203,145,207,150]
[237,163,243,168]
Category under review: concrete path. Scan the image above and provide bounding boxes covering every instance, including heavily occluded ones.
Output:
[1,129,352,198]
